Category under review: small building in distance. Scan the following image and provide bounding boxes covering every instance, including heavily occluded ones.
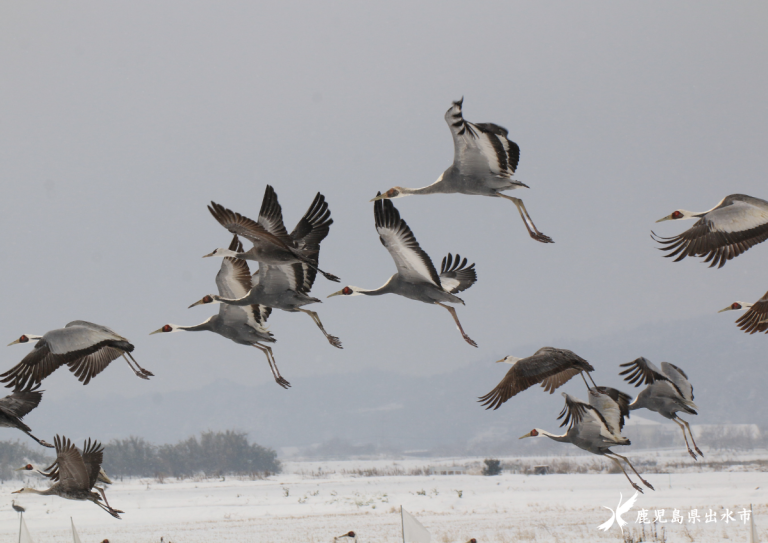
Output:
[533,465,549,475]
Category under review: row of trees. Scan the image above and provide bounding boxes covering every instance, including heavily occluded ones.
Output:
[102,430,281,477]
[0,440,51,481]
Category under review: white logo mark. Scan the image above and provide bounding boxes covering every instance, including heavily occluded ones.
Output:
[598,491,640,534]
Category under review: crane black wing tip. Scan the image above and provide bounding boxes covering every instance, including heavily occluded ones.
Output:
[477,397,501,411]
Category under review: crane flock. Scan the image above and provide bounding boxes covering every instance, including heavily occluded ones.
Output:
[4,98,767,517]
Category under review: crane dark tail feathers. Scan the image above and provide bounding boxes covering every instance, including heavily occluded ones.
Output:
[319,270,340,282]
[297,252,339,282]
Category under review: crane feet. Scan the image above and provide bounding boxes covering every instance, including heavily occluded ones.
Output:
[531,231,554,244]
[327,335,343,349]
[631,482,644,494]
[688,449,698,461]
[695,446,704,457]
[39,440,54,448]
[641,479,655,491]
[463,334,478,348]
[134,371,151,380]
[274,376,291,389]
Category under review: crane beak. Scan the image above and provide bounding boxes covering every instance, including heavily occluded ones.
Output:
[655,215,673,223]
[7,339,21,346]
[11,489,22,494]
[327,290,344,298]
[370,194,385,202]
[188,297,213,308]
[717,306,733,313]
[100,473,113,484]
[149,328,165,335]
[519,432,533,439]
[202,251,215,258]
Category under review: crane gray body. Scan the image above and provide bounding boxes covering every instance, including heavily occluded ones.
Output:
[628,382,697,420]
[363,274,465,305]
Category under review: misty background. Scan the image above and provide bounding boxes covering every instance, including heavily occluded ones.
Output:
[1,2,767,456]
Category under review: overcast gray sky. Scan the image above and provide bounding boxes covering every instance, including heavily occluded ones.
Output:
[1,2,767,407]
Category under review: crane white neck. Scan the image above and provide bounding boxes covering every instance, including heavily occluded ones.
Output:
[400,172,451,196]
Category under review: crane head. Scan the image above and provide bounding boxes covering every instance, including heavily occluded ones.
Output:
[8,334,42,346]
[370,188,403,202]
[496,355,523,365]
[12,488,35,494]
[519,429,539,439]
[189,295,218,308]
[150,324,181,335]
[14,464,34,471]
[656,209,695,222]
[327,286,364,298]
[203,248,238,258]
[718,301,749,313]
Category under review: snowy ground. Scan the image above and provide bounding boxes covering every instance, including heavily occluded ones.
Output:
[2,450,766,542]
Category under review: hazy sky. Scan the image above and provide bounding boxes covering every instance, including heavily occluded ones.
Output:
[1,2,767,406]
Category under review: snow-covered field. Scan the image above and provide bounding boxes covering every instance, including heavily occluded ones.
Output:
[2,450,766,542]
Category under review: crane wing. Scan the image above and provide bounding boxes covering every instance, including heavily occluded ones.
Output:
[445,98,519,179]
[595,386,632,430]
[208,201,289,249]
[478,347,594,410]
[290,192,333,293]
[257,264,304,295]
[539,367,581,394]
[557,393,610,433]
[53,435,91,490]
[660,362,694,402]
[652,195,768,268]
[619,357,667,386]
[0,335,121,389]
[0,384,43,419]
[79,437,105,489]
[438,253,477,294]
[216,240,272,333]
[66,346,126,385]
[64,321,124,340]
[589,389,626,439]
[43,325,122,355]
[373,196,441,287]
[735,289,768,334]
[257,185,293,244]
[291,192,333,250]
